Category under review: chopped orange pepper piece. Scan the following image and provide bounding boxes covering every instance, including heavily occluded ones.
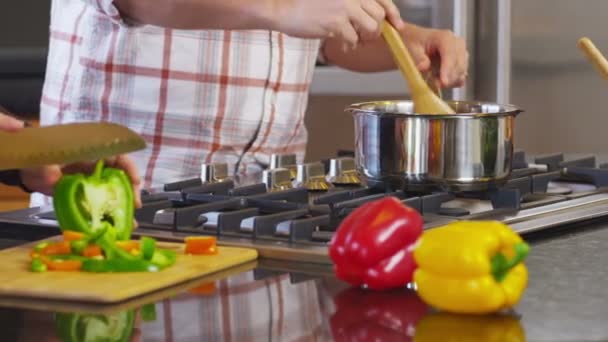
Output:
[116,240,139,253]
[185,236,218,255]
[189,282,217,295]
[82,245,102,258]
[40,256,82,271]
[41,241,72,255]
[62,230,85,242]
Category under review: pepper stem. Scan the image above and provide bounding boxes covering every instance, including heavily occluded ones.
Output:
[491,242,530,282]
[93,160,104,180]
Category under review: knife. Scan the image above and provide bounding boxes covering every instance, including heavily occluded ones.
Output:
[0,121,146,170]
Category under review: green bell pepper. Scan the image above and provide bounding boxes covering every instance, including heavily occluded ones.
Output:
[54,310,135,342]
[53,161,134,241]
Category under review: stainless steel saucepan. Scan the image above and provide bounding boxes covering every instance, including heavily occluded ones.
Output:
[346,100,523,192]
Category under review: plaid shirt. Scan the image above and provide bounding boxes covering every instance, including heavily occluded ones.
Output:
[39,0,320,193]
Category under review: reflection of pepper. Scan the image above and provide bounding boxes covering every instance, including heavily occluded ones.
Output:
[54,310,135,342]
[141,303,157,322]
[54,160,134,241]
[414,221,529,314]
[414,312,525,342]
[330,287,428,341]
[329,197,423,290]
[189,282,217,296]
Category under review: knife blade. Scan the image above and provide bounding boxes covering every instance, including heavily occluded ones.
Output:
[0,122,146,170]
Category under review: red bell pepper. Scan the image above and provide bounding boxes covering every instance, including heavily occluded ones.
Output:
[330,287,429,341]
[329,196,423,290]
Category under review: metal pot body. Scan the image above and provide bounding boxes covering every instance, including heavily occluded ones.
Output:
[348,101,522,191]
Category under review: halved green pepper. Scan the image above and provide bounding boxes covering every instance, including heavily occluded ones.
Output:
[53,161,134,241]
[54,310,135,342]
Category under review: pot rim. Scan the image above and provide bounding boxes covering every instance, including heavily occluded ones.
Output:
[345,100,523,119]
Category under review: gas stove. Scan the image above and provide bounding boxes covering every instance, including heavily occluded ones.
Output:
[2,150,608,264]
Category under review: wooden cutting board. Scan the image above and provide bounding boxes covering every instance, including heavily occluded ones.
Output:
[0,238,258,304]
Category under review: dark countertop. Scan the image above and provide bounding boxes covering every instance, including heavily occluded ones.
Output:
[0,221,607,341]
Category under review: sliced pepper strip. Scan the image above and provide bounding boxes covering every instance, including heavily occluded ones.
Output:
[41,241,72,256]
[82,245,103,258]
[116,241,139,253]
[63,230,85,242]
[81,258,159,273]
[413,221,530,314]
[140,237,156,260]
[41,256,82,271]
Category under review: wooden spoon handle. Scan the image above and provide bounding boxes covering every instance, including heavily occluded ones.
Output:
[578,37,608,80]
[381,20,428,93]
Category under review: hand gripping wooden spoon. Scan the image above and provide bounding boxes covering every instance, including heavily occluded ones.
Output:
[381,20,455,114]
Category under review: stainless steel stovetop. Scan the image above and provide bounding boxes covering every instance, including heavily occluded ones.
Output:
[2,150,608,264]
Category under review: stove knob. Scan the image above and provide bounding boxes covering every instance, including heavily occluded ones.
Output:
[263,168,293,192]
[200,163,229,184]
[270,154,297,180]
[295,162,332,191]
[328,157,361,185]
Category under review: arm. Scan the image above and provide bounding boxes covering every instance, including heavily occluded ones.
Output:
[112,0,404,48]
[322,22,469,88]
[113,0,278,30]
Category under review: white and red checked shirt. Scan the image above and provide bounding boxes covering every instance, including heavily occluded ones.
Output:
[38,0,321,193]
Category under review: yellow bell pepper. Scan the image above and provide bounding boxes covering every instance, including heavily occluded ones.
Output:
[413,221,530,314]
[414,312,525,342]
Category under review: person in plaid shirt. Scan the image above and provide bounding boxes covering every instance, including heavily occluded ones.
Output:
[31,0,469,203]
[25,1,470,339]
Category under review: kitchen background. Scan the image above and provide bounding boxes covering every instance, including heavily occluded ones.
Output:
[1,0,608,209]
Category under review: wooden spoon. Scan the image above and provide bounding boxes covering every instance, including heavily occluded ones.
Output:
[381,20,455,114]
[578,37,608,80]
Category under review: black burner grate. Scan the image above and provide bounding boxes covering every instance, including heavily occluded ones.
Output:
[32,150,608,246]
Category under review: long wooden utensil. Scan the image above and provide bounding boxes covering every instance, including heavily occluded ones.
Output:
[381,20,455,114]
[578,37,608,80]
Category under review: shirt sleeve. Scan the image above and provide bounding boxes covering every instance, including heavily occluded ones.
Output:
[0,170,32,193]
[81,0,131,26]
[0,170,22,188]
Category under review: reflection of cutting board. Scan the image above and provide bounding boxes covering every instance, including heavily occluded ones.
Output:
[0,238,258,304]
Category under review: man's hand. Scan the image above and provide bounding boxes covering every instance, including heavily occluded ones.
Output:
[20,156,142,208]
[323,22,470,89]
[401,23,469,88]
[275,0,404,49]
[0,112,25,131]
